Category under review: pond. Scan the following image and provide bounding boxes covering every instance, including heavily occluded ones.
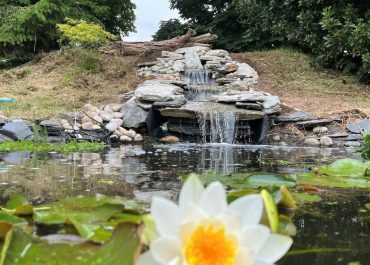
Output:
[0,143,368,264]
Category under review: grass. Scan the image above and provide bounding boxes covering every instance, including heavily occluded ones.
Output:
[0,140,105,153]
[233,48,370,116]
[1,47,369,118]
[0,48,140,118]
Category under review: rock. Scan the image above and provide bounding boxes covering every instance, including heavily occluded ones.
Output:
[105,123,118,132]
[134,80,184,102]
[110,135,119,141]
[122,98,148,128]
[138,61,156,68]
[118,127,129,135]
[184,50,203,70]
[82,122,95,131]
[205,49,229,58]
[144,74,158,80]
[304,138,320,146]
[120,135,132,142]
[326,133,349,138]
[0,132,14,143]
[113,130,123,137]
[160,135,180,144]
[99,111,113,122]
[167,122,202,135]
[172,60,185,72]
[92,115,103,124]
[134,134,144,142]
[296,118,336,129]
[346,119,370,134]
[216,78,238,85]
[110,119,123,127]
[92,125,102,130]
[235,102,263,111]
[136,100,153,110]
[313,127,329,134]
[229,80,256,91]
[112,112,124,119]
[212,90,280,110]
[344,141,361,147]
[320,136,333,147]
[276,111,317,123]
[59,112,83,122]
[175,46,210,54]
[161,51,184,60]
[0,120,33,140]
[272,135,281,141]
[83,104,100,114]
[228,63,258,80]
[109,104,123,112]
[61,119,73,130]
[124,129,137,139]
[346,134,363,141]
[200,55,227,63]
[160,101,264,121]
[153,95,187,108]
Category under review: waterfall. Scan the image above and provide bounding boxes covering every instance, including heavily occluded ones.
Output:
[186,88,218,101]
[197,112,237,144]
[183,70,214,85]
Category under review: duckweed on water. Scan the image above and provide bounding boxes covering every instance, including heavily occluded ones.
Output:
[0,140,105,153]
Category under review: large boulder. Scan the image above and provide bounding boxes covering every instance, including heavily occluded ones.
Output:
[227,63,259,82]
[134,80,184,102]
[184,50,203,70]
[121,97,149,128]
[0,120,33,140]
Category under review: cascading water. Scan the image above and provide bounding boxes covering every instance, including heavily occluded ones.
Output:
[183,70,214,85]
[197,112,237,144]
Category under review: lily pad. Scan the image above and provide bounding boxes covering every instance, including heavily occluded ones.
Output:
[315,159,368,178]
[0,222,141,265]
[274,185,297,209]
[261,190,279,233]
[4,195,33,216]
[297,172,370,188]
[290,192,322,205]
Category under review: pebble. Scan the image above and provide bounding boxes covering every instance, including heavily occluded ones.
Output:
[304,138,320,146]
[272,135,281,141]
[105,123,118,132]
[82,122,94,130]
[120,135,132,142]
[320,136,333,147]
[99,111,113,122]
[134,134,143,142]
[109,104,123,112]
[160,135,180,144]
[313,127,329,134]
[124,129,137,139]
[110,118,123,127]
[112,112,124,119]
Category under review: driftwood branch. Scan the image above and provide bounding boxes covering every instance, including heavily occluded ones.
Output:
[101,29,218,56]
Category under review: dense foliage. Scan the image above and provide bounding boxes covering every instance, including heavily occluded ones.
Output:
[0,0,135,64]
[58,19,117,48]
[152,19,189,41]
[360,134,370,160]
[161,0,370,82]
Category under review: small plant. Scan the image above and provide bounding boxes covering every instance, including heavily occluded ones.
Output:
[57,18,117,48]
[360,133,370,160]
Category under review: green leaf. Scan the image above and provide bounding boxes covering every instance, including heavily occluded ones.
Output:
[261,190,279,233]
[315,159,367,178]
[290,192,322,205]
[0,222,142,265]
[297,172,370,188]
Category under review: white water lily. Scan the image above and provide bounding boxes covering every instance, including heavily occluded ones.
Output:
[138,174,293,265]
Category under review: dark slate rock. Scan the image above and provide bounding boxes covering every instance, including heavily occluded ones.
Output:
[0,120,33,140]
[0,132,14,143]
[295,118,335,128]
[168,122,200,135]
[235,102,263,111]
[346,134,363,141]
[326,133,349,138]
[344,141,361,147]
[121,97,148,128]
[346,119,370,134]
[275,111,317,123]
[2,151,30,164]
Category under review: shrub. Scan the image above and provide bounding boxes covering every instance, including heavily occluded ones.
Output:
[360,134,370,160]
[57,19,117,48]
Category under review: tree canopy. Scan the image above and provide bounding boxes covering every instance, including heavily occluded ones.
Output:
[0,0,136,63]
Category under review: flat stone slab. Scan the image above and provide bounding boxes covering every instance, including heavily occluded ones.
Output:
[346,119,370,134]
[326,133,349,138]
[346,134,363,141]
[276,111,317,123]
[134,80,184,102]
[153,96,187,108]
[160,101,264,121]
[296,118,335,128]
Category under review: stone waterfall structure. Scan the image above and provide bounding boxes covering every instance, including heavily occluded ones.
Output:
[123,46,281,144]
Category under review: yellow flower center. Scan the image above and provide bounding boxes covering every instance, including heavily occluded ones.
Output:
[184,224,237,265]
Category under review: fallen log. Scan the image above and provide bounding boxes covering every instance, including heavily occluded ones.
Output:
[101,29,218,56]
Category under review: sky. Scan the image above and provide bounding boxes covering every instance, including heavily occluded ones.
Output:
[125,0,180,41]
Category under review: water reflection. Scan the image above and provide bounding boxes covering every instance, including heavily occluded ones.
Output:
[0,144,368,264]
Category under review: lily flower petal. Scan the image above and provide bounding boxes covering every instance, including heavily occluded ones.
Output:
[179,174,205,210]
[241,225,270,258]
[151,237,181,264]
[151,197,180,236]
[257,234,293,263]
[137,251,160,265]
[199,181,227,216]
[228,194,263,227]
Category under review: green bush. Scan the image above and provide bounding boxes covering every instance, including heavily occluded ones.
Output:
[58,19,117,48]
[360,134,370,160]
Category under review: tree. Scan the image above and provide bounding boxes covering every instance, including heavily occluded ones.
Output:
[152,19,189,41]
[0,0,136,62]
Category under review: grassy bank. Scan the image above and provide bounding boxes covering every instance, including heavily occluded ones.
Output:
[0,49,140,118]
[0,48,369,118]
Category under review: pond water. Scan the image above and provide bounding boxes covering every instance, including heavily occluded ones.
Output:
[0,143,368,264]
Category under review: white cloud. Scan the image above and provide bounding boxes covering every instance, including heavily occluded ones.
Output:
[125,0,180,41]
